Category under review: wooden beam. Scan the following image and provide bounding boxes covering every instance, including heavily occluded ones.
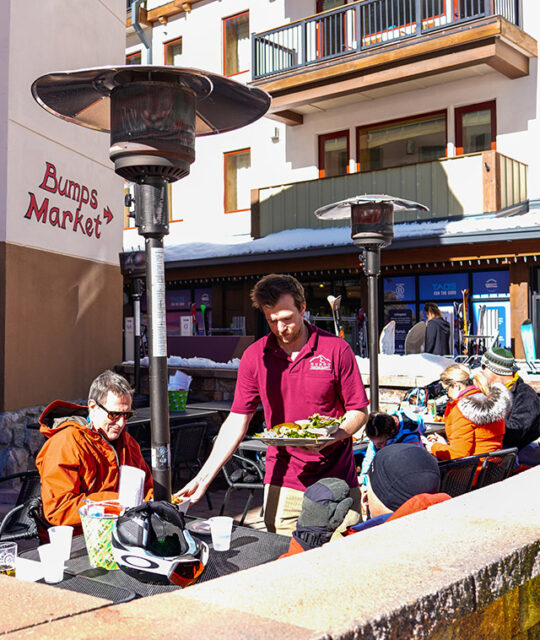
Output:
[266,110,304,126]
[488,39,529,78]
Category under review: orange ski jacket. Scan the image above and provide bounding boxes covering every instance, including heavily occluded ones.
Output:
[36,400,153,528]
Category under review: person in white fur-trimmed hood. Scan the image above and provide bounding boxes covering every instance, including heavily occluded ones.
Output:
[424,363,512,461]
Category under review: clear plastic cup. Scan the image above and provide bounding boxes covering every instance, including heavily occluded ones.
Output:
[38,543,64,583]
[0,542,17,577]
[48,525,74,563]
[208,516,233,551]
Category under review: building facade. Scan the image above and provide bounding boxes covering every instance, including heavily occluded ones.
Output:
[124,0,540,360]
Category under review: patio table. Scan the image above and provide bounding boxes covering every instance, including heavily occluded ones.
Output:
[22,519,290,600]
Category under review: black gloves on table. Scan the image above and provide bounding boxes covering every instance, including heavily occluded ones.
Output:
[293,478,353,551]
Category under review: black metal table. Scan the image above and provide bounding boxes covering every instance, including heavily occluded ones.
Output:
[22,522,290,600]
[127,407,219,448]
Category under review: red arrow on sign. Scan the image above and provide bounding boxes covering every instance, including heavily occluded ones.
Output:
[103,206,113,224]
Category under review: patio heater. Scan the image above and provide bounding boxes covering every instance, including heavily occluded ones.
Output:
[315,196,428,412]
[31,66,270,500]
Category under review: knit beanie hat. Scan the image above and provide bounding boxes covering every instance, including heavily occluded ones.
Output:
[481,346,515,376]
[368,443,440,512]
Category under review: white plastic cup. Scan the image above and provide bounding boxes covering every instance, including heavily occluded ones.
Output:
[48,525,74,563]
[118,465,146,507]
[208,516,233,552]
[38,543,64,584]
[15,557,43,582]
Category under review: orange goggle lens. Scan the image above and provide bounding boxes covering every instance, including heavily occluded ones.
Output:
[168,559,205,587]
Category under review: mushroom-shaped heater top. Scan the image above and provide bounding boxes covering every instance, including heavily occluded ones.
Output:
[31,66,271,182]
[315,195,429,248]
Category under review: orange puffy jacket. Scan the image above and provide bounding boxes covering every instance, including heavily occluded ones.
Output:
[431,384,511,462]
[36,401,153,530]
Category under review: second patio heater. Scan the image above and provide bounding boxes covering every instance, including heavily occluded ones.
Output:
[32,66,271,500]
[315,195,429,411]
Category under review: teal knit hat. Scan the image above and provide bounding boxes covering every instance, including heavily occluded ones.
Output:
[481,346,516,376]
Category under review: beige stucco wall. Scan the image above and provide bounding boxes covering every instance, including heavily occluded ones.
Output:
[0,0,127,409]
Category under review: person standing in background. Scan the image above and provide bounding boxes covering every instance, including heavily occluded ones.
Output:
[424,302,451,356]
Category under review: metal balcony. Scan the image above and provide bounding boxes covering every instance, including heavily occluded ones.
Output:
[253,0,521,80]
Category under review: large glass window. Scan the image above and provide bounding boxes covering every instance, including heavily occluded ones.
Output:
[223,12,250,76]
[318,130,349,178]
[224,148,251,213]
[164,37,183,66]
[455,101,496,155]
[357,112,446,172]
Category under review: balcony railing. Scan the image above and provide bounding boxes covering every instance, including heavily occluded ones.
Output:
[253,0,521,80]
[251,152,527,238]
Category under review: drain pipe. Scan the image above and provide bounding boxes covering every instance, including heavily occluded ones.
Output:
[131,0,152,64]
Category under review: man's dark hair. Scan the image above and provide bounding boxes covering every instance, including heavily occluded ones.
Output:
[250,274,305,311]
[88,370,133,404]
[424,302,442,318]
[365,412,397,439]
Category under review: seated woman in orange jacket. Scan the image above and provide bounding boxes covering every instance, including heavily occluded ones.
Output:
[424,363,512,461]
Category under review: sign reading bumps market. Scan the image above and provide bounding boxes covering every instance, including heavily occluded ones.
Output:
[25,161,113,239]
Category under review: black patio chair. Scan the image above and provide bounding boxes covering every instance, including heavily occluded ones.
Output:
[171,421,212,509]
[475,447,518,489]
[0,471,46,542]
[438,456,478,497]
[219,452,264,526]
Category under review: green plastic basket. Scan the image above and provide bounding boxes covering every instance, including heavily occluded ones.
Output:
[168,389,188,412]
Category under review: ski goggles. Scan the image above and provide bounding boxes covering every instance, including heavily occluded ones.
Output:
[167,542,209,587]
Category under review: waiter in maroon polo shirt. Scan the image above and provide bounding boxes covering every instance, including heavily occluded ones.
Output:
[176,274,369,537]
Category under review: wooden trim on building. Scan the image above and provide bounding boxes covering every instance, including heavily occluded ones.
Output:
[256,17,536,113]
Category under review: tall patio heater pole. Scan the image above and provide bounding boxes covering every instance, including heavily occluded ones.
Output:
[32,66,270,501]
[314,196,428,413]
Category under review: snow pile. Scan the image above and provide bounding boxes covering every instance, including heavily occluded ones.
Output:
[123,356,240,369]
[356,353,451,382]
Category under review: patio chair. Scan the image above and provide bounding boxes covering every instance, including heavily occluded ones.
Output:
[475,447,518,490]
[171,421,212,509]
[438,456,478,497]
[219,452,264,526]
[0,471,46,542]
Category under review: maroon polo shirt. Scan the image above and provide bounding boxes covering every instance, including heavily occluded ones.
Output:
[231,323,368,490]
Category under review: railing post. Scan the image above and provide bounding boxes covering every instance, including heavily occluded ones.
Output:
[251,31,257,79]
[356,2,361,52]
[302,19,307,66]
[415,0,422,34]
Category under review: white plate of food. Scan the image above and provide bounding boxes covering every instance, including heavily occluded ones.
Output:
[253,414,343,447]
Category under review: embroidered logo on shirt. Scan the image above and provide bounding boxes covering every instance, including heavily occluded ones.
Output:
[309,355,332,371]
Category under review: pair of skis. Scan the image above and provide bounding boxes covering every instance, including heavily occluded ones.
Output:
[190,303,210,336]
[327,295,345,339]
[453,289,470,356]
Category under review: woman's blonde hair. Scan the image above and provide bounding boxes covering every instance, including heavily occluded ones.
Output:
[440,363,490,395]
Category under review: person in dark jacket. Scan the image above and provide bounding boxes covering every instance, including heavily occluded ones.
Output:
[424,302,451,356]
[282,444,450,555]
[480,346,540,465]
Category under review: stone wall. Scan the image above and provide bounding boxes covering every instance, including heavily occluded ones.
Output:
[0,405,47,477]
